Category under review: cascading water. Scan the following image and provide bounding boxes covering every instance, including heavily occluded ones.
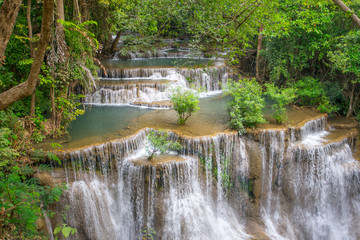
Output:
[84,82,169,105]
[84,56,229,106]
[61,130,252,240]
[57,114,360,240]
[260,117,360,240]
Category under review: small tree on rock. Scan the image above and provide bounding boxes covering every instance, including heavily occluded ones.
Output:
[170,86,200,125]
[146,129,182,161]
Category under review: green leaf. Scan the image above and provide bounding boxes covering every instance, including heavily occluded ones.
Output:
[46,152,62,165]
[54,226,62,235]
[62,226,73,238]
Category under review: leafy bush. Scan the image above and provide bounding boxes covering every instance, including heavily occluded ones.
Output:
[0,112,65,238]
[265,83,297,124]
[146,129,182,161]
[170,86,200,125]
[224,79,266,134]
[0,153,64,238]
[294,77,336,113]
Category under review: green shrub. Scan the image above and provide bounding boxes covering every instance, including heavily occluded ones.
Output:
[224,79,266,134]
[170,86,200,125]
[0,152,64,238]
[265,83,297,124]
[0,112,65,238]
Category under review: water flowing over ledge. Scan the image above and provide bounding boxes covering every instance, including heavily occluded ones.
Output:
[86,66,229,106]
[46,114,360,240]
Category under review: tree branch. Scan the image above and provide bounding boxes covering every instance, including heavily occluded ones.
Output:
[0,0,54,110]
[332,0,360,29]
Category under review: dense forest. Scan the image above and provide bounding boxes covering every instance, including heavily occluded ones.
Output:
[0,0,360,238]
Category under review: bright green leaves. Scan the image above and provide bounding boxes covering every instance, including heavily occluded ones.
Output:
[0,127,18,160]
[265,83,297,124]
[225,79,266,134]
[54,224,77,239]
[328,30,360,80]
[46,152,62,165]
[263,0,335,83]
[59,20,99,53]
[146,129,182,161]
[0,162,65,238]
[0,115,66,238]
[170,86,200,125]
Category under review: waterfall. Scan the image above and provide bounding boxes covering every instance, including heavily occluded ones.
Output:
[299,116,326,139]
[60,131,253,240]
[259,130,290,240]
[283,139,360,240]
[57,117,360,239]
[87,65,228,106]
[259,121,360,240]
[84,83,169,105]
[44,212,55,240]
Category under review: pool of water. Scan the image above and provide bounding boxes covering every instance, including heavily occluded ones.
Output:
[101,58,214,69]
[39,94,323,150]
[45,95,230,149]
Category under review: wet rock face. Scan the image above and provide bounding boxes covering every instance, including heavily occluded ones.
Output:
[52,117,360,240]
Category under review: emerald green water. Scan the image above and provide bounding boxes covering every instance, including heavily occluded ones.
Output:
[50,95,229,149]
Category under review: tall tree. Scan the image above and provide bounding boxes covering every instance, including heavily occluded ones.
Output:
[0,0,54,110]
[0,0,23,63]
[27,0,36,117]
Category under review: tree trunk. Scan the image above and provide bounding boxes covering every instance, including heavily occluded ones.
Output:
[332,0,360,29]
[110,31,122,53]
[55,0,69,63]
[0,0,23,61]
[79,0,89,22]
[27,0,37,117]
[27,0,34,57]
[73,0,81,23]
[346,83,355,117]
[0,0,54,111]
[30,92,36,117]
[50,85,56,135]
[256,24,264,82]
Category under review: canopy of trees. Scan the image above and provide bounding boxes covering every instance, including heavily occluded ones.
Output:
[1,0,359,123]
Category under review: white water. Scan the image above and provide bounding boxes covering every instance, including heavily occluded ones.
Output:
[86,62,228,106]
[63,131,253,240]
[59,112,360,240]
[60,130,258,239]
[260,118,360,240]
